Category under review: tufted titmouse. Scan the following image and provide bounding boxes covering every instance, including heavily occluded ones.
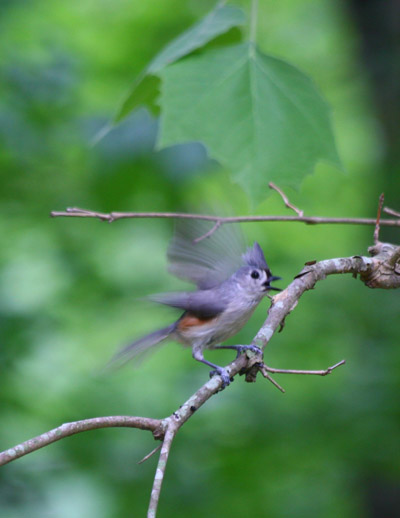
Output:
[113,221,281,387]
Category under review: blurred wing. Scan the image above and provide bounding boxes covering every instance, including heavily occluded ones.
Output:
[167,219,245,289]
[149,291,226,319]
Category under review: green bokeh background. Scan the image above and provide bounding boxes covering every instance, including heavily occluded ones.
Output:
[1,1,399,517]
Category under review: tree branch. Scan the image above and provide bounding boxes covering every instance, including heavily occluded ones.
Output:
[257,242,400,349]
[261,360,345,378]
[2,240,399,517]
[0,416,162,467]
[148,421,177,518]
[50,207,400,228]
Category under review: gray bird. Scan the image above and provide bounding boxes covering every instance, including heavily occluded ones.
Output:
[113,221,281,387]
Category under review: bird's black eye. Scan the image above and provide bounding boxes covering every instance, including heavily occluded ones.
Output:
[251,270,260,279]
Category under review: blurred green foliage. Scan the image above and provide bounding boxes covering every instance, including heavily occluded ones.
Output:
[0,1,399,517]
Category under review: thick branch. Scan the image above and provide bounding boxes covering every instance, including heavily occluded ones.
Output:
[148,422,177,518]
[255,243,400,350]
[50,207,400,228]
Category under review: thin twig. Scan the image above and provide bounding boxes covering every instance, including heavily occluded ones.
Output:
[261,359,346,377]
[138,444,162,465]
[50,207,400,228]
[261,371,286,393]
[374,193,385,244]
[0,416,162,467]
[384,206,400,218]
[193,220,221,243]
[259,361,345,395]
[269,182,304,216]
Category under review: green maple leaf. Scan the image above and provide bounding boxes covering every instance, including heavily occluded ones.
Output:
[157,42,342,203]
[115,5,246,122]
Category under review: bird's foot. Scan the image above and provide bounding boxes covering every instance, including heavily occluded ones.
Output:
[233,344,263,358]
[209,367,233,389]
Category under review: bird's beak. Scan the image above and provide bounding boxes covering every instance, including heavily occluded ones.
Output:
[269,275,282,282]
[263,274,282,291]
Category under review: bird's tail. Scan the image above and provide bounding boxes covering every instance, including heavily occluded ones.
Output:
[108,323,176,369]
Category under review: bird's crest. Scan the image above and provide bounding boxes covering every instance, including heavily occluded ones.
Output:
[242,242,269,270]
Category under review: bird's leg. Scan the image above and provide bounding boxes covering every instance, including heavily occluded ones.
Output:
[192,349,232,388]
[214,344,263,359]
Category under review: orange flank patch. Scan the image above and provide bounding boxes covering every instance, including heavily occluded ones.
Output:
[177,314,214,330]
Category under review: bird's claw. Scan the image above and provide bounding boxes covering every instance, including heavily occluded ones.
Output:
[209,368,233,389]
[234,344,263,358]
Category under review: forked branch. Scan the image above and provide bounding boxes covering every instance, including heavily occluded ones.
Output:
[1,239,399,517]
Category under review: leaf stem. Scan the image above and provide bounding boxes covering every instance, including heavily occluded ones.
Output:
[250,0,259,43]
